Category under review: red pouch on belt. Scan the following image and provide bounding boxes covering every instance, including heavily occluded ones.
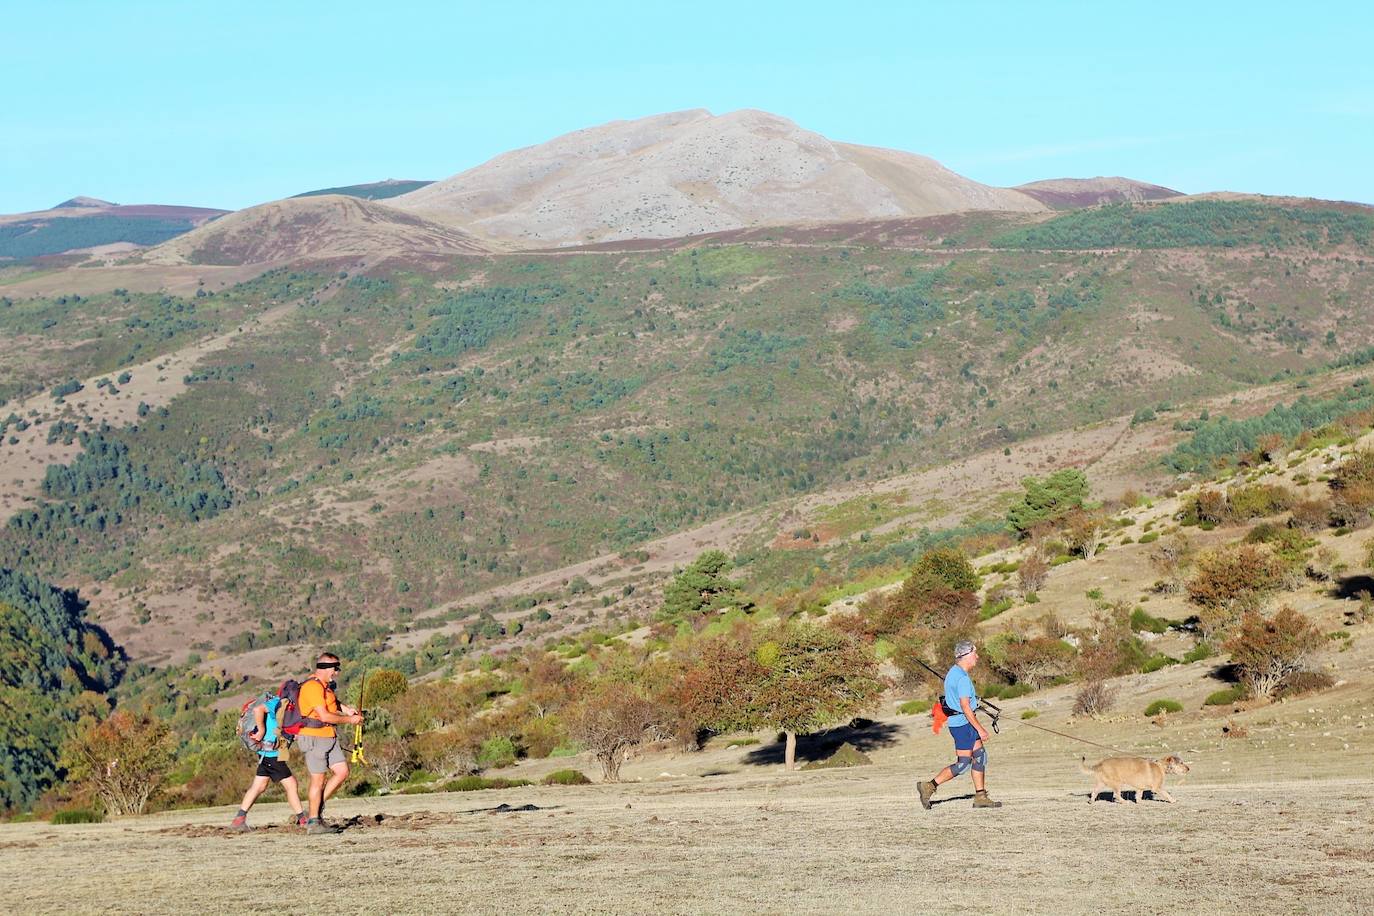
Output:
[931,700,949,735]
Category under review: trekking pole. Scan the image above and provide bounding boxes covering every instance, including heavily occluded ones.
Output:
[351,669,368,766]
[911,657,1002,733]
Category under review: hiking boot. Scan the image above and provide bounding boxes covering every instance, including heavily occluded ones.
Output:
[972,791,1003,809]
[917,780,937,811]
[286,812,309,828]
[306,819,340,835]
[228,817,252,833]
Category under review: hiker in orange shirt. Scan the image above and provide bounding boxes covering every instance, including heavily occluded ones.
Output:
[296,652,363,835]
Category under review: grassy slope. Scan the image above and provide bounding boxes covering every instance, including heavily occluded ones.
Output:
[0,200,1371,666]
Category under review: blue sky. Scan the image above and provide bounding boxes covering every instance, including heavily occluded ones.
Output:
[3,1,1371,213]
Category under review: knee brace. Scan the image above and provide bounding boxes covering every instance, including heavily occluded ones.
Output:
[971,747,987,772]
[949,755,972,776]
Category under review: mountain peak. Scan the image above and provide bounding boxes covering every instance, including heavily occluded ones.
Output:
[389,109,1045,246]
[54,196,117,209]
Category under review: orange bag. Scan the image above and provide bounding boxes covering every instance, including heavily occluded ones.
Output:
[931,700,949,735]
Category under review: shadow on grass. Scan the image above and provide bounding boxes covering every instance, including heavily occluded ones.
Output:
[1332,574,1374,600]
[741,719,905,767]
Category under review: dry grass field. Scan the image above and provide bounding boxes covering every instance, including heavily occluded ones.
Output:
[5,660,1372,916]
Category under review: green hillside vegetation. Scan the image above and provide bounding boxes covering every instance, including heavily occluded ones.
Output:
[291,180,434,200]
[0,216,205,260]
[992,200,1374,250]
[0,568,124,811]
[0,199,1372,667]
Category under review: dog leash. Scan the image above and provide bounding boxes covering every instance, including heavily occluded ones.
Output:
[1006,718,1134,756]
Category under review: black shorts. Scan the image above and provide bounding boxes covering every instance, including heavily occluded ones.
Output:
[256,756,294,782]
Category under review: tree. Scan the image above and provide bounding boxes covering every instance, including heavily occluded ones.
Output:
[1017,550,1049,595]
[61,710,174,815]
[910,547,980,592]
[1006,469,1089,534]
[658,550,743,620]
[565,683,658,782]
[1225,606,1324,700]
[1063,509,1108,558]
[685,622,884,771]
[360,668,409,706]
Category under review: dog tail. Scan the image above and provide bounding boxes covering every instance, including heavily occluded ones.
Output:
[1078,755,1096,775]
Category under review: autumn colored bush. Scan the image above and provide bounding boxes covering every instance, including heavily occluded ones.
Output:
[986,635,1075,689]
[409,728,481,777]
[61,710,175,815]
[911,547,981,593]
[1072,681,1116,718]
[1186,543,1288,637]
[1224,605,1325,700]
[1062,509,1109,558]
[1328,481,1374,529]
[1288,497,1333,532]
[565,683,658,782]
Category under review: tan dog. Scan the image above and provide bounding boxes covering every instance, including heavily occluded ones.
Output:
[1081,755,1190,804]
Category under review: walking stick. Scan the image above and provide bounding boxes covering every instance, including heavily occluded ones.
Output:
[351,669,368,766]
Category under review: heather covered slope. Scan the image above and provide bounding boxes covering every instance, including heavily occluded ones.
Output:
[389,109,1046,246]
[143,194,489,265]
[0,199,228,260]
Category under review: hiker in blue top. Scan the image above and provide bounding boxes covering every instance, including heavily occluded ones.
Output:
[918,640,1003,810]
[230,694,307,831]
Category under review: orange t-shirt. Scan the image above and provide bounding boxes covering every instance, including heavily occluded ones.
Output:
[297,677,339,738]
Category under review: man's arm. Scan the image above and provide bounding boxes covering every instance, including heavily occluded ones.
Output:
[250,704,268,740]
[305,704,361,725]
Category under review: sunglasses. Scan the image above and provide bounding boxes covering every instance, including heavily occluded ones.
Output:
[317,661,341,670]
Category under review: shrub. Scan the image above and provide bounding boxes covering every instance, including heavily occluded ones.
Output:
[51,808,104,824]
[1227,483,1294,520]
[1141,654,1179,674]
[1063,509,1110,558]
[1144,699,1183,717]
[476,736,519,770]
[1289,498,1332,532]
[1129,608,1170,634]
[565,684,658,782]
[368,739,414,791]
[1273,670,1336,699]
[1328,482,1374,529]
[410,729,480,777]
[1182,642,1214,664]
[1224,606,1325,700]
[987,636,1075,689]
[542,768,592,786]
[1020,710,1039,720]
[441,776,532,792]
[1186,543,1288,637]
[61,711,175,816]
[1017,551,1049,595]
[1072,681,1116,718]
[1204,685,1247,706]
[362,668,409,706]
[897,699,925,715]
[1182,489,1228,526]
[980,594,1014,621]
[912,547,981,592]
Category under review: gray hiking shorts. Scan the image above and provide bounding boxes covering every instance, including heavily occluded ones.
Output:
[297,735,345,774]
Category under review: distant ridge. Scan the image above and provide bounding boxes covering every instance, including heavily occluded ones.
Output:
[1014,177,1181,210]
[293,179,435,201]
[143,194,488,265]
[0,199,228,260]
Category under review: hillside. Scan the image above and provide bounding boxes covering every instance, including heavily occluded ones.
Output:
[388,109,1047,246]
[0,199,228,260]
[0,197,1372,678]
[142,194,489,265]
[292,179,435,201]
[1014,176,1182,209]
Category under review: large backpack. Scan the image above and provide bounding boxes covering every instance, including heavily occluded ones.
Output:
[237,679,306,753]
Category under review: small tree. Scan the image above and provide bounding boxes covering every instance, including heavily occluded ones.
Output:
[369,738,414,790]
[410,728,480,777]
[1225,606,1324,700]
[1007,469,1089,535]
[1017,550,1049,596]
[1063,509,1108,558]
[750,623,885,770]
[565,683,658,782]
[61,711,174,815]
[362,668,409,706]
[658,550,743,621]
[987,635,1076,689]
[1072,681,1116,718]
[911,547,980,592]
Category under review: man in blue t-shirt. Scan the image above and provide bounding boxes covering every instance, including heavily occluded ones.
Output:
[230,694,308,831]
[918,640,1003,810]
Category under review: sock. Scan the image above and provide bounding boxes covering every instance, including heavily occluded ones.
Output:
[234,808,248,819]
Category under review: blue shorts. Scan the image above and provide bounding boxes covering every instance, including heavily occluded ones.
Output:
[949,722,980,751]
